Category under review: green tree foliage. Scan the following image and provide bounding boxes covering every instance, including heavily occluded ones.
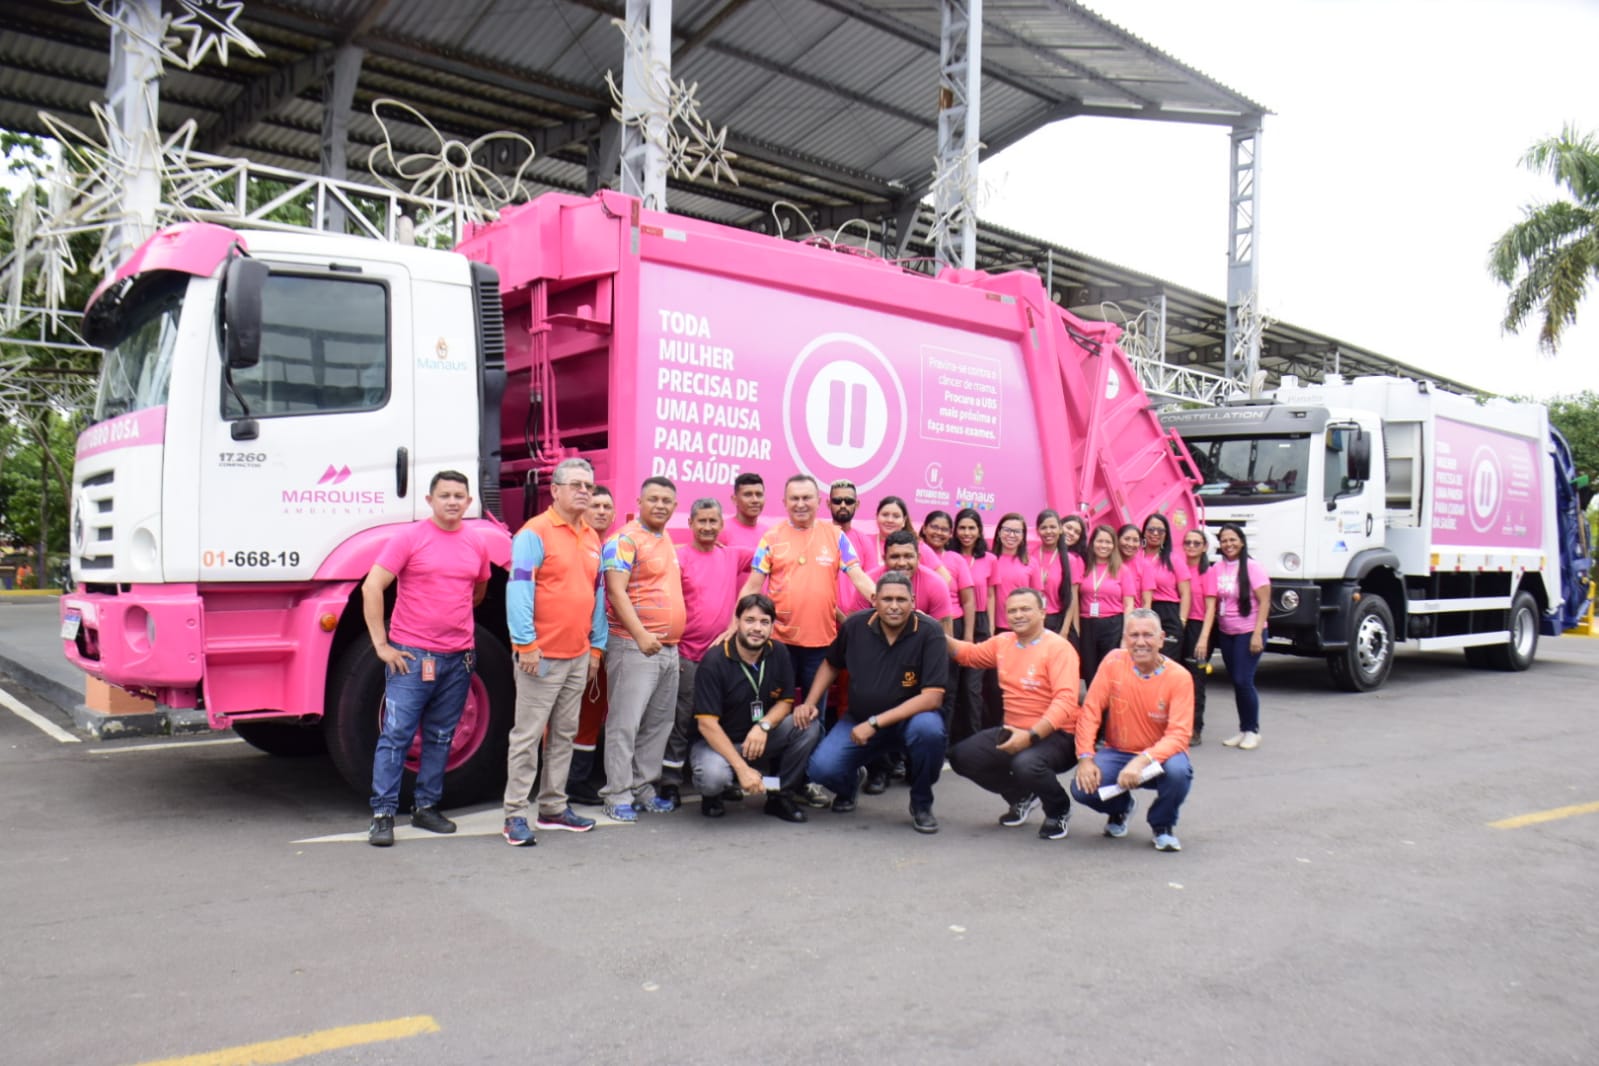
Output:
[1489,125,1599,353]
[1546,391,1599,485]
[0,413,76,558]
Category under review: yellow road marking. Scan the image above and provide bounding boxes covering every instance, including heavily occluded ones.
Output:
[131,1015,440,1066]
[1489,801,1599,830]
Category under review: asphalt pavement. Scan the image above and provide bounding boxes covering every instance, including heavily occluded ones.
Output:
[2,611,1598,1065]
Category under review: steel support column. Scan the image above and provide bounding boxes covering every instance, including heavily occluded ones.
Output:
[1224,121,1263,383]
[319,45,365,233]
[103,0,163,268]
[618,0,672,210]
[934,0,982,270]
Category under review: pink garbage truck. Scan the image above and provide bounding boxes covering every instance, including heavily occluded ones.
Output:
[60,190,1201,802]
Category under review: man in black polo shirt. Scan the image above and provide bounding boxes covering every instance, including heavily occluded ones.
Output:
[798,573,949,833]
[691,593,818,822]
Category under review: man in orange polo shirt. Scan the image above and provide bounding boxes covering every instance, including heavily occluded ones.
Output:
[599,476,686,822]
[736,474,876,717]
[1071,608,1195,852]
[947,587,1081,840]
[501,458,608,847]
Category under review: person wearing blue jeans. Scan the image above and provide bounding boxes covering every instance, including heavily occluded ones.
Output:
[1194,524,1271,751]
[361,470,492,846]
[1070,610,1195,851]
[370,644,475,818]
[796,573,948,834]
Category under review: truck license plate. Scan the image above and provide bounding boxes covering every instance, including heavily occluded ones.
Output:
[60,613,81,640]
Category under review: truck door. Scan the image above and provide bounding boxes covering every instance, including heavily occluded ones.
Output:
[1316,419,1383,572]
[196,262,416,583]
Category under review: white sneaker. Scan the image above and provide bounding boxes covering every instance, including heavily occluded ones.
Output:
[1222,733,1244,747]
[1238,731,1260,750]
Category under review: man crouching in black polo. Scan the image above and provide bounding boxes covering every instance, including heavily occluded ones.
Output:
[690,593,819,822]
[798,572,948,833]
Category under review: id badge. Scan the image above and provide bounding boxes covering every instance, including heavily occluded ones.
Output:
[421,656,437,682]
[751,701,765,723]
[1089,601,1101,618]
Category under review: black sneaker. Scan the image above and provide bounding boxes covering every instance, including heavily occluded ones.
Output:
[831,794,858,813]
[721,786,745,802]
[863,770,890,795]
[910,806,939,834]
[659,783,681,808]
[368,814,395,847]
[999,794,1039,827]
[764,793,808,823]
[701,795,725,818]
[1038,813,1069,840]
[410,806,456,834]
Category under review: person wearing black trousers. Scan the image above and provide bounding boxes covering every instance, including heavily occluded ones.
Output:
[1076,524,1136,687]
[1177,528,1216,745]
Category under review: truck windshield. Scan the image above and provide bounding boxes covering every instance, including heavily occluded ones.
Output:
[92,272,189,422]
[1187,435,1311,499]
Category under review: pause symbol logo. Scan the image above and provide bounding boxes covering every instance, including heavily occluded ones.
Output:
[827,378,868,448]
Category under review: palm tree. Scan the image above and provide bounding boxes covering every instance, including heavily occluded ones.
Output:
[1489,125,1599,353]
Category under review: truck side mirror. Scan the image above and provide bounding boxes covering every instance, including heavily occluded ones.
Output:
[1349,430,1372,482]
[222,256,268,371]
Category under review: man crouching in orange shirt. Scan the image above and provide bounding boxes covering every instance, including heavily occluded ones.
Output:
[1070,608,1195,852]
[946,587,1081,840]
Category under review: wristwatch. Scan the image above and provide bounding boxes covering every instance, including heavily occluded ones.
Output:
[758,720,772,733]
[867,715,881,730]
[1027,728,1042,743]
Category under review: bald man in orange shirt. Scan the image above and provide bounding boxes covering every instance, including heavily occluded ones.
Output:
[947,587,1082,840]
[1071,608,1195,852]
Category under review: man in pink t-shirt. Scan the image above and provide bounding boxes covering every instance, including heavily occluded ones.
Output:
[361,470,492,846]
[718,472,767,561]
[839,530,953,627]
[660,498,753,806]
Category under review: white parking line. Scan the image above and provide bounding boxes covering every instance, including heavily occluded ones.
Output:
[0,685,81,744]
[91,737,245,754]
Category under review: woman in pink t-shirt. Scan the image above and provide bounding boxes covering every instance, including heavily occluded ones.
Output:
[920,511,976,641]
[1116,525,1145,606]
[1076,524,1137,685]
[1059,514,1090,647]
[988,512,1041,634]
[1178,527,1216,744]
[953,507,998,740]
[1138,513,1192,657]
[870,495,947,578]
[1195,523,1271,750]
[1035,509,1075,633]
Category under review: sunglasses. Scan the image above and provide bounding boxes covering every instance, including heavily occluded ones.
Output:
[830,497,857,506]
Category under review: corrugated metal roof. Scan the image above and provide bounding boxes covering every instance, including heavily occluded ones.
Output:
[0,0,1456,394]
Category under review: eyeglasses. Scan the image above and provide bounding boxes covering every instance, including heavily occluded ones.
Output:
[998,527,1023,536]
[554,480,594,491]
[1183,539,1206,547]
[830,497,857,506]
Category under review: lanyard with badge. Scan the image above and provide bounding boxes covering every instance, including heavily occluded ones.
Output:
[1089,565,1108,617]
[741,656,766,722]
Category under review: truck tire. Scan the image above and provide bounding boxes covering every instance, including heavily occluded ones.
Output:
[1327,595,1395,692]
[232,720,326,757]
[1482,590,1540,672]
[324,626,515,808]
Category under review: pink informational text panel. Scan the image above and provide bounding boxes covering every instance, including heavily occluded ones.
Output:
[635,263,1045,521]
[1430,416,1542,549]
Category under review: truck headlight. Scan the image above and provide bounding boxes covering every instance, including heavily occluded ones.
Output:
[1281,552,1301,572]
[1279,589,1301,611]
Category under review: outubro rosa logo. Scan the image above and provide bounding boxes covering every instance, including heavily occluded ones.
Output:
[281,464,385,513]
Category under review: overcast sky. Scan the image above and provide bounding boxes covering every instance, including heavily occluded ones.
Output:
[982,0,1599,400]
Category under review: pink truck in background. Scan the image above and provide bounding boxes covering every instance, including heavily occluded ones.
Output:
[60,190,1201,803]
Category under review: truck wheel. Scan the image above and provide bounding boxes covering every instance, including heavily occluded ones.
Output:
[324,626,515,807]
[1483,591,1540,672]
[1327,596,1394,692]
[232,720,326,757]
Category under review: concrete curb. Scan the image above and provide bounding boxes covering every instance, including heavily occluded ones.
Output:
[0,647,83,711]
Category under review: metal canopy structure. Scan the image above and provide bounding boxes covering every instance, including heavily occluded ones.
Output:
[0,0,1470,404]
[0,0,1266,233]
